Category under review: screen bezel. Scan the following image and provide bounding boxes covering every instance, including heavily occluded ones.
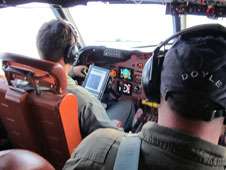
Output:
[82,64,110,100]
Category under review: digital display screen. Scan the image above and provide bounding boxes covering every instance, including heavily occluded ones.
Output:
[119,67,133,80]
[85,73,102,92]
[118,82,132,95]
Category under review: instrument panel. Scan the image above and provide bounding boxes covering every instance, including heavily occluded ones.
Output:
[109,52,151,104]
[76,46,152,105]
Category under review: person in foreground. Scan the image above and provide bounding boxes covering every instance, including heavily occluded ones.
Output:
[36,19,135,138]
[63,23,226,170]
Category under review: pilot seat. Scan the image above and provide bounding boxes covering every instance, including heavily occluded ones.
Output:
[0,53,82,170]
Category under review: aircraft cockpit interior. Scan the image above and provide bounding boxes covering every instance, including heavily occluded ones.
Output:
[70,45,158,132]
[1,0,226,169]
[77,46,149,101]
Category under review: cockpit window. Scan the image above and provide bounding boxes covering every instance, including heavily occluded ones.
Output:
[69,2,174,51]
[0,3,54,59]
[0,3,55,75]
[186,15,226,28]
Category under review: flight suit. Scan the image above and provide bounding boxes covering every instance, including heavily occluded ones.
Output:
[63,122,226,170]
[67,76,117,138]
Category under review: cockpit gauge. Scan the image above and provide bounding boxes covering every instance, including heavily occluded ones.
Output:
[133,85,142,94]
[110,69,117,78]
[119,67,133,81]
[118,81,132,95]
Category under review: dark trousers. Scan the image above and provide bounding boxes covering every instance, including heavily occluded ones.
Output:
[107,100,135,132]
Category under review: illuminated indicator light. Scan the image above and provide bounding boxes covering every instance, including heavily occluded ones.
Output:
[207,7,214,14]
[137,63,143,68]
[110,70,117,78]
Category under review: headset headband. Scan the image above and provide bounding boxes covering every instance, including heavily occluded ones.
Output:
[155,24,225,53]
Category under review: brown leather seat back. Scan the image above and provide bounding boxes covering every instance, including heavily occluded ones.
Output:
[27,91,81,169]
[0,79,42,153]
[0,53,82,170]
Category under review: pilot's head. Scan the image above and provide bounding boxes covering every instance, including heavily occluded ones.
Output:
[159,24,226,124]
[36,19,78,65]
[160,24,226,121]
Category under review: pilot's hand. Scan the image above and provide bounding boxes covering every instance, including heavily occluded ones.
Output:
[72,65,88,78]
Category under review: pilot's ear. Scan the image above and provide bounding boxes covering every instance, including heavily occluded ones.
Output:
[65,64,73,74]
[224,118,226,125]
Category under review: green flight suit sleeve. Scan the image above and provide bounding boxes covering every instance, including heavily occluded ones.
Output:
[66,76,117,138]
[63,128,124,170]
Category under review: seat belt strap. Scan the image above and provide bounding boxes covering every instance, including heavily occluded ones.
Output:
[113,134,141,170]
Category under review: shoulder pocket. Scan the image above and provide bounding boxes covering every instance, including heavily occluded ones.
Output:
[74,129,123,164]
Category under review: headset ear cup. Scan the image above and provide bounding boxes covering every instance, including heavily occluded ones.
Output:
[142,56,153,100]
[142,51,161,103]
[64,44,77,65]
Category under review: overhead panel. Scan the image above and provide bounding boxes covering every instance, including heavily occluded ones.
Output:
[1,0,226,18]
[165,0,226,18]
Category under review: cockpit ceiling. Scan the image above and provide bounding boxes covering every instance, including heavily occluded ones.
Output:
[0,0,150,8]
[1,0,226,18]
[0,0,89,7]
[1,0,226,8]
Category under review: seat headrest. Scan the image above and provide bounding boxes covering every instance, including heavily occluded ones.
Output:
[0,52,67,94]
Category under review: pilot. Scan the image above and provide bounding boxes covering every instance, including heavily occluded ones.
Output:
[63,24,226,170]
[36,19,135,138]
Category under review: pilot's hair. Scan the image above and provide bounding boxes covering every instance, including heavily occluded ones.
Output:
[166,92,222,120]
[36,19,77,62]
